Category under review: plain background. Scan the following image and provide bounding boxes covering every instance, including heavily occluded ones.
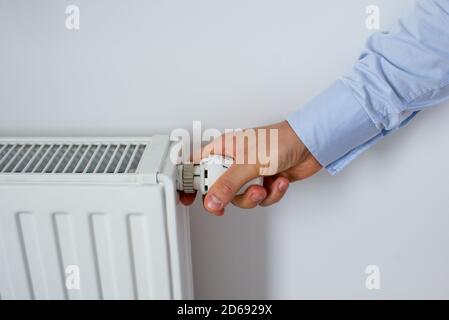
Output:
[1,0,449,299]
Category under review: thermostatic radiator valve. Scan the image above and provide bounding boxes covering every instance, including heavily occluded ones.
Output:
[176,155,263,195]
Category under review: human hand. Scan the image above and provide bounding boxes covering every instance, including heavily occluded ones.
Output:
[179,121,322,215]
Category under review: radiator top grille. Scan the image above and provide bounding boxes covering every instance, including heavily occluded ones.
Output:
[0,143,147,174]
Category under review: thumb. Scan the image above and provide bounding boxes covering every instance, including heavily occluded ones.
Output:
[204,163,259,214]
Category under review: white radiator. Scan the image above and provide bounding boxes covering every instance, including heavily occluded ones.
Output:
[0,135,193,300]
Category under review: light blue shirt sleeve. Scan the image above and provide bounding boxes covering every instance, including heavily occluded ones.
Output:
[287,0,449,175]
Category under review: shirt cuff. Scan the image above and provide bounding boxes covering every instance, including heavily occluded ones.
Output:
[287,80,381,174]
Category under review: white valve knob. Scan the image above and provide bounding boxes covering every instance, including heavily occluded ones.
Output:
[177,155,264,195]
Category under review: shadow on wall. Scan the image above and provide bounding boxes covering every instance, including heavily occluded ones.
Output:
[189,199,272,299]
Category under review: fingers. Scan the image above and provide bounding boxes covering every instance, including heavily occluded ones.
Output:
[231,185,267,209]
[179,191,196,206]
[203,163,259,215]
[232,176,289,209]
[182,174,289,212]
[202,194,225,216]
[260,176,289,207]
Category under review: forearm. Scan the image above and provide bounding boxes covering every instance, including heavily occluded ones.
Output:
[288,0,449,174]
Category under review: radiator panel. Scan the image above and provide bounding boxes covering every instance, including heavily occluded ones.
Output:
[0,185,175,300]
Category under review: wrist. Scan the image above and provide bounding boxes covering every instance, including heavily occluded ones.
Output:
[273,121,309,170]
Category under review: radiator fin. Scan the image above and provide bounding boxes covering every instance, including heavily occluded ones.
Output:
[90,213,118,299]
[16,212,49,299]
[0,143,147,174]
[127,214,153,299]
[53,213,83,300]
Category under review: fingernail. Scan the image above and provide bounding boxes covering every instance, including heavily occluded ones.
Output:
[207,195,223,210]
[278,180,289,192]
[251,192,265,203]
[215,210,225,217]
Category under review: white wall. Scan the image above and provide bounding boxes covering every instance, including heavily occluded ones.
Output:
[1,0,449,299]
